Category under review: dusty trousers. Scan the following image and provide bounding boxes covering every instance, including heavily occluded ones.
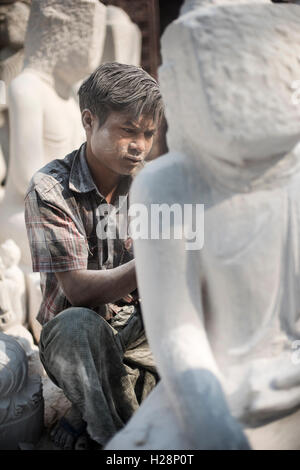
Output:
[39,305,158,446]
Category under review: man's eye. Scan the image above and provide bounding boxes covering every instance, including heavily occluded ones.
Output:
[145,131,155,139]
[123,128,134,134]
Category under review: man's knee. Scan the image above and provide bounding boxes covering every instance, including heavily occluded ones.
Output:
[40,306,112,350]
[39,307,116,379]
[57,306,106,331]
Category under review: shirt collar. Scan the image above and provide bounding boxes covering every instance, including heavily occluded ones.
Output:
[69,143,97,194]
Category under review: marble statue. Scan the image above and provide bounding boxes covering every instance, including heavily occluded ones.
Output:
[0,239,26,326]
[180,0,300,14]
[0,239,41,372]
[0,255,12,329]
[180,0,268,14]
[101,5,141,66]
[0,0,31,191]
[0,332,43,449]
[107,0,300,450]
[0,0,106,341]
[0,0,106,267]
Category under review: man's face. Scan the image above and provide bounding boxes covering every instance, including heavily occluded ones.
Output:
[88,111,157,176]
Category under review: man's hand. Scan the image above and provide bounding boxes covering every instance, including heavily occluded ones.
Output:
[55,259,136,307]
[122,289,140,304]
[122,294,134,303]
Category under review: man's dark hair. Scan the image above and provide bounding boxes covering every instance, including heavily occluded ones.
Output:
[78,62,164,127]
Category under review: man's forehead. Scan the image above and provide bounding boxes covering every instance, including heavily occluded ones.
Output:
[122,115,156,130]
[104,110,157,130]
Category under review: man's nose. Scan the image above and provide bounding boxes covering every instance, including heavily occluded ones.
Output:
[128,138,145,156]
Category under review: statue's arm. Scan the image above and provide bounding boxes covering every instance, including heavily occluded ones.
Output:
[130,167,250,450]
[8,75,43,196]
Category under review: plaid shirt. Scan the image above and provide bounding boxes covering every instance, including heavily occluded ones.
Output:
[25,143,134,325]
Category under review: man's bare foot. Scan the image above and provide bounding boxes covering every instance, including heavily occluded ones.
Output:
[50,405,88,450]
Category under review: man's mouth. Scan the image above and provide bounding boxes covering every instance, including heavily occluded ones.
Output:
[124,156,144,164]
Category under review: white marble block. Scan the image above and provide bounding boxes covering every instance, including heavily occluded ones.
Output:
[107,0,300,450]
[0,0,106,267]
[101,5,141,66]
[0,0,31,187]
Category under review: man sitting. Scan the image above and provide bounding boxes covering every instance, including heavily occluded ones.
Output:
[25,62,163,450]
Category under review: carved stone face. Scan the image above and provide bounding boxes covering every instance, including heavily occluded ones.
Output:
[24,0,106,86]
[0,2,30,50]
[160,3,300,165]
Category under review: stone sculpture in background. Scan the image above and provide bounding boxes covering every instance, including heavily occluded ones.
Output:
[0,0,106,341]
[0,242,64,433]
[180,0,268,13]
[0,332,43,449]
[0,254,13,328]
[0,0,31,192]
[101,5,141,66]
[0,239,26,326]
[180,0,299,13]
[107,0,300,450]
[0,0,106,267]
[0,238,41,369]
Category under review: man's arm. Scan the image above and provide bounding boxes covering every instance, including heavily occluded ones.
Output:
[55,260,136,307]
[25,188,136,307]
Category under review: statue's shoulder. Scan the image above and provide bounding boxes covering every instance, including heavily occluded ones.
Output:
[9,71,44,109]
[10,70,43,96]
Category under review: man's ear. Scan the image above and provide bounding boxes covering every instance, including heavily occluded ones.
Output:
[81,109,96,132]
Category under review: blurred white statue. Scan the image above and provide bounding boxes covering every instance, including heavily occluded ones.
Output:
[101,5,141,66]
[0,239,37,358]
[0,0,106,343]
[107,0,300,450]
[0,0,106,267]
[0,0,31,193]
[180,0,268,13]
[0,254,12,328]
[0,239,26,326]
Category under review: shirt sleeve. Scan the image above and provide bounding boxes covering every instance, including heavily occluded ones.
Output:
[25,189,89,273]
